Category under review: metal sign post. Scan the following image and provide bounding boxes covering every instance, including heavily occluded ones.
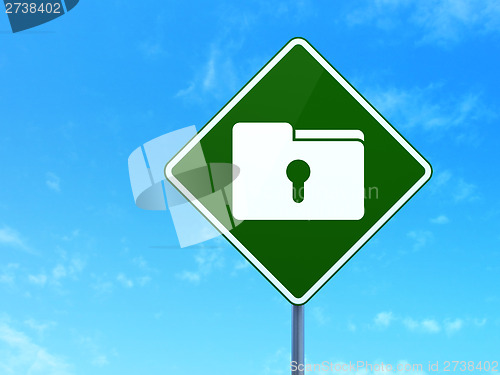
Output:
[292,305,305,375]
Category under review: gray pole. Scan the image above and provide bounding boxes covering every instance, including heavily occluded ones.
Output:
[292,304,305,375]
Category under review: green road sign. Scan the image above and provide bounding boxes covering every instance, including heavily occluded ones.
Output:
[165,38,432,305]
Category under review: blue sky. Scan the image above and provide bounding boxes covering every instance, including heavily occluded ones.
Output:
[1,0,500,374]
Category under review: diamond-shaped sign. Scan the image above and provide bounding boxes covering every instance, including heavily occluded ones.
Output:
[165,38,432,305]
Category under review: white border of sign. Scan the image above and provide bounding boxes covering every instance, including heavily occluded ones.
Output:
[165,38,432,305]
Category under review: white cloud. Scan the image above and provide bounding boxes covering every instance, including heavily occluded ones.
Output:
[132,256,149,271]
[262,347,290,375]
[68,257,85,276]
[347,321,357,332]
[346,0,500,44]
[175,45,239,101]
[407,230,433,251]
[91,277,113,295]
[413,0,500,44]
[403,317,419,331]
[116,273,134,288]
[312,307,329,326]
[430,215,449,224]
[231,259,251,276]
[137,13,166,59]
[91,355,109,367]
[46,172,61,192]
[177,270,201,283]
[131,256,156,280]
[203,50,217,91]
[473,318,487,327]
[137,276,151,287]
[374,311,394,328]
[0,273,14,285]
[0,263,19,285]
[78,335,111,368]
[421,319,441,333]
[195,248,224,273]
[428,170,479,203]
[363,314,482,335]
[0,226,27,249]
[174,82,195,98]
[403,317,441,333]
[138,41,165,59]
[177,248,225,284]
[52,265,67,280]
[24,319,56,336]
[453,179,479,202]
[433,170,452,188]
[110,262,152,289]
[366,85,488,136]
[253,0,317,23]
[234,258,250,269]
[28,274,48,287]
[444,318,464,334]
[61,229,80,241]
[0,322,73,375]
[49,257,85,286]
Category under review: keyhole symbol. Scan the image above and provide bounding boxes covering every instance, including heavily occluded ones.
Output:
[286,159,311,203]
